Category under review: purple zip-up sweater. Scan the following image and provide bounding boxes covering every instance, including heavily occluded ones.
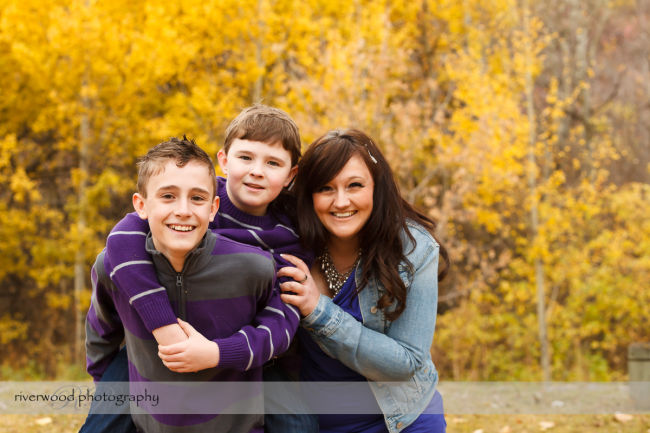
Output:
[103,177,310,335]
[86,231,280,432]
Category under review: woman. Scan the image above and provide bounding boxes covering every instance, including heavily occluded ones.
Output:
[279,129,449,432]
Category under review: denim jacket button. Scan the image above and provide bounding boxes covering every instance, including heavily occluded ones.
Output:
[397,422,404,429]
[370,306,378,314]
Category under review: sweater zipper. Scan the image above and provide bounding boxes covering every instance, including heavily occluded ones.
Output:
[176,273,186,320]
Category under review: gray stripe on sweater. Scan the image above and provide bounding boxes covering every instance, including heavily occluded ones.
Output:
[84,321,122,365]
[248,230,273,253]
[276,223,299,238]
[123,328,219,382]
[107,230,148,238]
[264,306,285,317]
[129,287,166,304]
[220,212,299,238]
[220,213,263,230]
[155,253,274,301]
[257,325,273,360]
[109,260,153,279]
[286,304,300,320]
[238,330,254,371]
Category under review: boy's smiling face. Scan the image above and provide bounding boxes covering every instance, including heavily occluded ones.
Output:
[217,139,297,216]
[133,159,219,271]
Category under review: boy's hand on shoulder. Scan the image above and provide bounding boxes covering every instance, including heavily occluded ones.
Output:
[158,319,220,373]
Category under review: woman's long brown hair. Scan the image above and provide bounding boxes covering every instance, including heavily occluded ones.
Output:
[294,129,449,321]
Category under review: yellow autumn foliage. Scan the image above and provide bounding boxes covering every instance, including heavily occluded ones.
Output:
[0,0,647,380]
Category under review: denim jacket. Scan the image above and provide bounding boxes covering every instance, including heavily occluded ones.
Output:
[301,221,440,432]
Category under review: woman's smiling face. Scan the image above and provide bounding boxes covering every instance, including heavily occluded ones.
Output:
[312,153,374,244]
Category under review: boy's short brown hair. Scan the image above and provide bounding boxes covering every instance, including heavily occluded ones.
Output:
[136,136,217,197]
[223,104,301,166]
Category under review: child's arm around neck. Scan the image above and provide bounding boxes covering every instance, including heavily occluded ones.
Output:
[105,212,187,344]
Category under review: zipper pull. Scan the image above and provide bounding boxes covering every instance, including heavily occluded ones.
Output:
[176,273,186,320]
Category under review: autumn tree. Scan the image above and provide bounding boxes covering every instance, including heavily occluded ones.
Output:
[0,0,647,381]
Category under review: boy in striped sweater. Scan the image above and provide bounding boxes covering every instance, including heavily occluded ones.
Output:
[86,136,288,432]
[82,106,316,433]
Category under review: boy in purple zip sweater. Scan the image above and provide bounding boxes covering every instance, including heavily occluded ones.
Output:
[86,136,284,432]
[105,106,306,351]
[82,105,317,433]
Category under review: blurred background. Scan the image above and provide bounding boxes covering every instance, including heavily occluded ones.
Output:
[0,0,648,382]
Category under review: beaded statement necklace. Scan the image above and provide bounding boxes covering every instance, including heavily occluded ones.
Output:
[317,248,362,298]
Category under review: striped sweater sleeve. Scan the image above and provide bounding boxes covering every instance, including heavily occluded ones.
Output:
[215,273,299,371]
[85,254,124,381]
[104,212,177,332]
[273,251,306,324]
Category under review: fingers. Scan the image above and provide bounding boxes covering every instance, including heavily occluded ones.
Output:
[162,360,193,373]
[158,348,186,361]
[280,292,319,317]
[158,341,186,355]
[276,266,298,279]
[177,318,196,336]
[159,348,195,373]
[280,254,309,273]
[280,277,306,309]
[277,253,311,284]
[280,293,301,307]
[279,280,307,296]
[277,265,310,284]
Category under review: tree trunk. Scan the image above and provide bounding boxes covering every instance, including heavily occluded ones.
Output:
[74,0,91,363]
[252,0,264,103]
[523,0,551,382]
[74,98,89,364]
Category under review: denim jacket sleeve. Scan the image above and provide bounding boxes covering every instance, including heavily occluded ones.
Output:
[301,223,439,382]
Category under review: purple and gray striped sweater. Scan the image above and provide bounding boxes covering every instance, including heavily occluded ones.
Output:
[86,231,283,432]
[102,177,309,335]
[85,177,310,432]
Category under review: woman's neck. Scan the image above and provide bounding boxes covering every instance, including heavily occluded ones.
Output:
[326,237,361,272]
